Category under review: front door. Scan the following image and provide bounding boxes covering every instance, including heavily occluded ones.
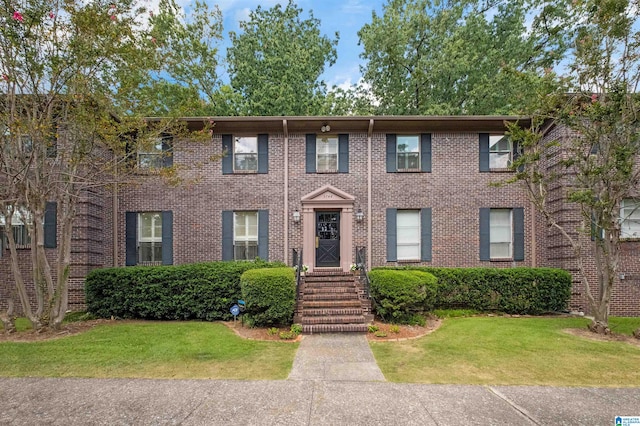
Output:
[316,211,340,267]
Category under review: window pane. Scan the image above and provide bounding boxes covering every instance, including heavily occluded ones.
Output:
[140,214,154,238]
[235,211,258,241]
[398,244,420,260]
[490,209,512,258]
[139,212,162,242]
[317,154,338,171]
[397,135,419,153]
[234,137,257,154]
[490,242,511,258]
[397,210,420,259]
[621,199,640,238]
[234,241,258,260]
[489,135,510,152]
[234,153,258,170]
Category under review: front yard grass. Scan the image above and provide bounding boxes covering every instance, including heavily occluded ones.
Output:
[370,316,640,386]
[0,321,298,380]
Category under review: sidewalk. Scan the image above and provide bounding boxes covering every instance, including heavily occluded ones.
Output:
[1,377,638,425]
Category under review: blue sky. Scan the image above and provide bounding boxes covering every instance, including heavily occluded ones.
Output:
[211,0,386,89]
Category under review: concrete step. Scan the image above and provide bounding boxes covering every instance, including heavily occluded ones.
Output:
[302,308,364,316]
[302,323,369,333]
[302,315,367,325]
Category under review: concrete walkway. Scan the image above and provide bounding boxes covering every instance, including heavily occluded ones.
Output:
[1,377,639,425]
[288,333,385,382]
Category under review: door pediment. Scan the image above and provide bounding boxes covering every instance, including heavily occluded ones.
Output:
[301,185,355,207]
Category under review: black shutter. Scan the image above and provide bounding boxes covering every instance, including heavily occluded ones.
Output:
[513,208,524,261]
[161,211,173,265]
[125,212,137,266]
[338,134,349,173]
[386,134,397,173]
[305,134,316,173]
[479,208,490,261]
[421,208,432,261]
[222,210,233,261]
[479,133,490,172]
[44,202,57,248]
[386,208,397,262]
[162,136,173,168]
[421,134,432,173]
[258,210,269,260]
[222,135,233,175]
[258,134,269,174]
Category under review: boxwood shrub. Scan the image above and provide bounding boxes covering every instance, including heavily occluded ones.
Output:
[85,260,284,321]
[241,267,296,326]
[368,269,438,323]
[372,267,572,315]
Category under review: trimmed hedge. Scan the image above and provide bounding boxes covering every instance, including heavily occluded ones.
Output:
[373,267,572,315]
[368,269,438,323]
[241,267,296,326]
[85,260,284,320]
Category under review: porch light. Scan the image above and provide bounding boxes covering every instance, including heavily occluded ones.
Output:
[293,209,301,223]
[355,208,364,222]
[321,123,331,133]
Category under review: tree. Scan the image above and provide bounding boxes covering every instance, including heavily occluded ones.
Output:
[0,0,163,331]
[139,0,225,116]
[226,0,339,116]
[506,0,640,333]
[358,0,568,115]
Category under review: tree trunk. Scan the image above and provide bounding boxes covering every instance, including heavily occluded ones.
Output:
[0,298,16,334]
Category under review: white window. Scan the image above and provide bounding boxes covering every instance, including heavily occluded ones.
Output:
[489,135,512,169]
[138,212,162,264]
[490,209,512,258]
[138,138,164,169]
[316,136,338,172]
[397,210,421,260]
[234,136,258,171]
[0,208,32,248]
[234,211,258,260]
[397,135,420,171]
[621,199,640,238]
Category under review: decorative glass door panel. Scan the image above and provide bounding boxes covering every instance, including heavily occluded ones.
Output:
[316,211,340,267]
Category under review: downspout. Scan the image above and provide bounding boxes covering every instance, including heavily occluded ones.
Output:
[367,119,374,269]
[283,119,289,264]
[112,158,118,267]
[530,200,537,267]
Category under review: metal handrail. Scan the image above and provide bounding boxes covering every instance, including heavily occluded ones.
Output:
[292,248,303,301]
[355,246,370,298]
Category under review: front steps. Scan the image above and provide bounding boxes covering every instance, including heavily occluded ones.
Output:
[295,271,373,333]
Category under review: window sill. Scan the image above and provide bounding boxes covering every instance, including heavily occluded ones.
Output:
[621,237,640,242]
[396,169,423,173]
[489,258,514,262]
[316,170,339,174]
[135,168,164,175]
[488,168,514,173]
[396,259,422,263]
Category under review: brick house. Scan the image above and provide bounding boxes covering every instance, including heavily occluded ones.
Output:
[1,115,639,317]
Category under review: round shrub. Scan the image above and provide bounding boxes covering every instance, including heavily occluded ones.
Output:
[241,267,296,327]
[369,269,438,323]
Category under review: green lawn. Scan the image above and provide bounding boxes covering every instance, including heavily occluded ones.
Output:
[371,316,640,386]
[0,321,298,380]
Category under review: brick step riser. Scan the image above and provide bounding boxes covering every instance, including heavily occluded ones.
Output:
[303,287,356,294]
[302,308,364,316]
[302,293,360,301]
[303,324,368,333]
[302,316,367,325]
[302,281,358,287]
[300,301,362,308]
[304,276,356,283]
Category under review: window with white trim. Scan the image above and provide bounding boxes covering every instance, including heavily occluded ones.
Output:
[490,209,512,258]
[234,211,258,260]
[137,138,164,169]
[0,207,32,248]
[397,210,421,260]
[489,135,512,169]
[138,212,162,263]
[234,136,258,171]
[620,199,640,238]
[316,136,338,172]
[397,135,420,171]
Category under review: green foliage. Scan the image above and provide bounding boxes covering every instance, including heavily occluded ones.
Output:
[279,330,297,340]
[63,312,97,323]
[374,331,387,338]
[290,324,303,335]
[368,324,379,333]
[85,260,284,320]
[267,327,279,336]
[226,0,338,115]
[358,0,568,115]
[241,267,296,327]
[369,270,438,323]
[375,267,572,315]
[389,324,400,334]
[433,309,480,318]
